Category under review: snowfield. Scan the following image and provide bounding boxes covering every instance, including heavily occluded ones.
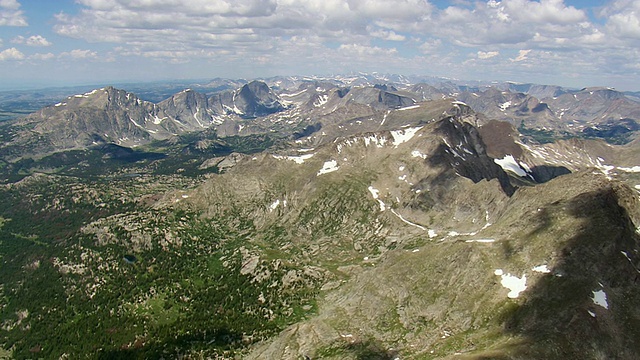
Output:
[494,155,528,177]
[494,269,527,298]
[317,160,339,175]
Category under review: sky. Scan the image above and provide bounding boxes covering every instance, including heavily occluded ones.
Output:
[0,0,639,91]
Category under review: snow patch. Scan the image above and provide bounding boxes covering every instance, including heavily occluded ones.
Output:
[129,117,145,130]
[618,166,640,173]
[269,199,286,212]
[411,150,427,159]
[272,153,315,164]
[314,94,329,107]
[494,155,528,177]
[367,186,386,211]
[592,290,609,309]
[152,115,167,125]
[280,89,307,97]
[380,111,390,126]
[397,105,420,111]
[499,101,512,111]
[390,209,426,230]
[363,135,387,148]
[390,127,422,147]
[532,265,551,273]
[269,199,280,211]
[495,271,527,299]
[465,239,495,243]
[317,160,339,175]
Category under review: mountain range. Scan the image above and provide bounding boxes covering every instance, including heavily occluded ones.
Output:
[0,74,640,359]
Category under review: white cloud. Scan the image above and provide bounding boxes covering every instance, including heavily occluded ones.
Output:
[0,0,622,90]
[478,51,499,59]
[0,0,27,26]
[369,28,406,41]
[511,49,531,62]
[59,49,98,59]
[502,0,585,24]
[607,11,640,40]
[26,35,52,47]
[30,52,55,60]
[53,0,431,62]
[11,35,52,46]
[431,0,590,47]
[0,47,24,60]
[419,38,442,54]
[338,43,397,56]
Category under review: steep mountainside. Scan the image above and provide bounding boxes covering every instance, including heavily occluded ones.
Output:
[1,76,640,359]
[8,87,175,152]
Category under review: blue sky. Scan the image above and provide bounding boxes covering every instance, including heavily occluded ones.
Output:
[1,0,639,91]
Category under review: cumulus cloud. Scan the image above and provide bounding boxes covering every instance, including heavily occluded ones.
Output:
[511,49,531,62]
[603,0,640,40]
[419,38,442,54]
[0,0,27,26]
[59,49,98,59]
[478,51,499,59]
[12,35,52,46]
[30,52,55,61]
[0,47,24,60]
[369,28,406,41]
[338,43,398,56]
[431,0,591,47]
[53,0,431,62]
[26,35,52,47]
[34,0,638,89]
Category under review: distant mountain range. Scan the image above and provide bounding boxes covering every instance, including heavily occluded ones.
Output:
[1,74,640,358]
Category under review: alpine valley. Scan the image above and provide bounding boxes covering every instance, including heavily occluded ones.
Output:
[1,73,640,359]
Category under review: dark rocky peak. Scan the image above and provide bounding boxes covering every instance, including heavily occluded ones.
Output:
[158,88,215,129]
[241,80,272,99]
[373,84,398,92]
[431,115,516,196]
[514,96,552,115]
[234,80,285,117]
[336,87,350,98]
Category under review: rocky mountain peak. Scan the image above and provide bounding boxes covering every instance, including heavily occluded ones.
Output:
[578,87,626,101]
[434,114,516,195]
[233,80,285,117]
